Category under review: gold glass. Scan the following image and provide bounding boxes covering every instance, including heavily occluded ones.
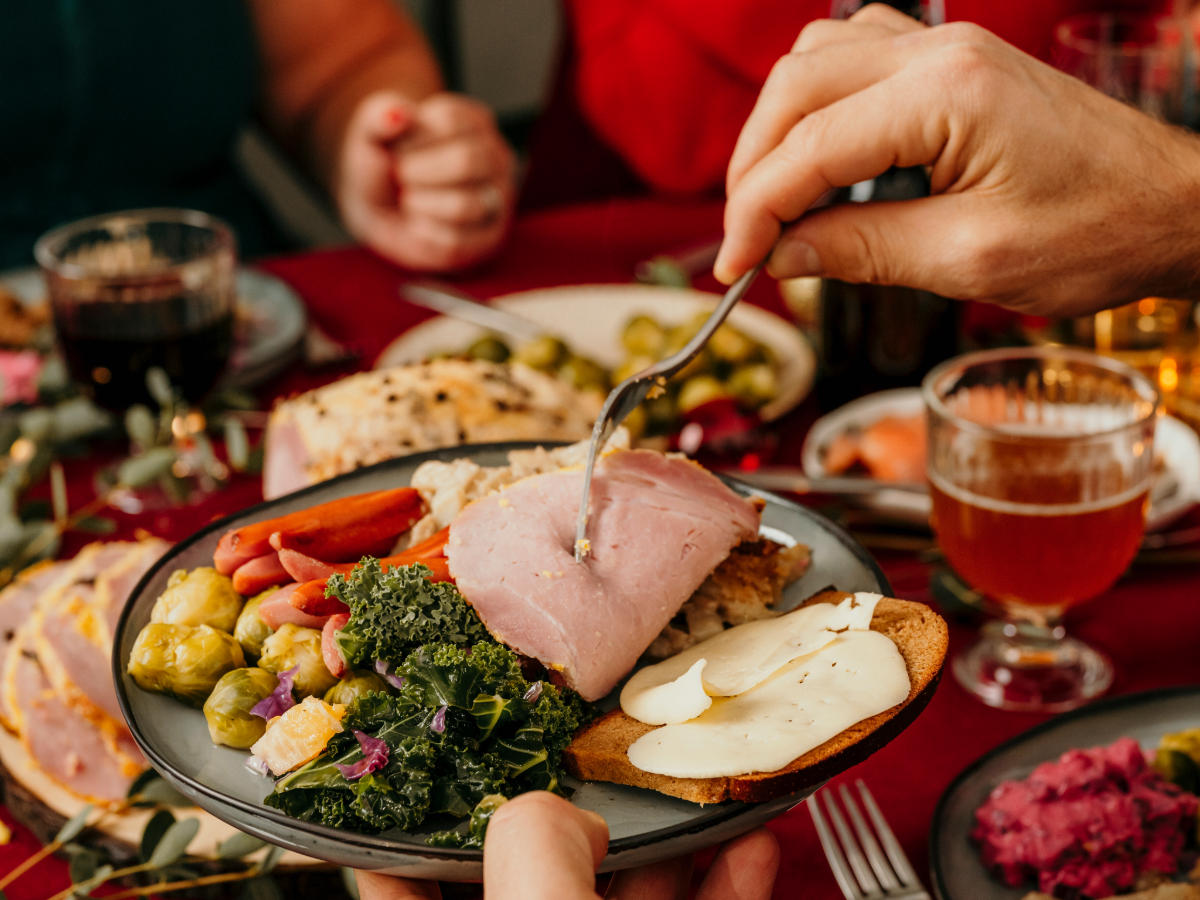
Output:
[924,347,1158,712]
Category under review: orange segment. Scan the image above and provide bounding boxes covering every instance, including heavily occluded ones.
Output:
[250,696,346,775]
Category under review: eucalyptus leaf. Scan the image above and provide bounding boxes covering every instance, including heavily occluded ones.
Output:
[117,446,176,488]
[67,847,101,884]
[157,471,191,504]
[69,863,113,897]
[216,831,267,859]
[125,405,157,450]
[54,804,93,844]
[146,367,175,408]
[49,463,67,521]
[37,354,70,394]
[138,808,176,863]
[126,768,161,802]
[147,817,199,868]
[50,397,113,442]
[255,845,285,876]
[241,876,284,900]
[72,515,117,535]
[137,776,192,808]
[17,407,52,441]
[340,867,361,900]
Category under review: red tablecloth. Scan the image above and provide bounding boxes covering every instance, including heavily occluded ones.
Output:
[2,196,1198,900]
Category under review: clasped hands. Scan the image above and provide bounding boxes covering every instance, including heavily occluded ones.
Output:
[355,791,779,900]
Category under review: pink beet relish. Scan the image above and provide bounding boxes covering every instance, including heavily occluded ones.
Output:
[973,737,1198,898]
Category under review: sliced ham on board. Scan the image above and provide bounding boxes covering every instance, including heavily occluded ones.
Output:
[33,540,168,726]
[447,450,760,701]
[4,630,144,803]
[0,561,74,732]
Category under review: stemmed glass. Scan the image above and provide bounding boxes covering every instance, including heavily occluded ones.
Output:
[923,347,1158,712]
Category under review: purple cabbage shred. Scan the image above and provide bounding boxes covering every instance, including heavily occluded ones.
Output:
[431,705,447,734]
[251,665,300,720]
[373,659,405,690]
[334,730,390,780]
[523,681,543,703]
[245,755,271,777]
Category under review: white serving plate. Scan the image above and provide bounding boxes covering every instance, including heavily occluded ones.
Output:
[114,443,905,881]
[801,387,1200,532]
[378,284,815,422]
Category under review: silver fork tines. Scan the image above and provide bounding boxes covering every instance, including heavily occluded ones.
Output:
[807,781,930,900]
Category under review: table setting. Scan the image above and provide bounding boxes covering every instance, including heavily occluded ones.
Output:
[0,191,1193,900]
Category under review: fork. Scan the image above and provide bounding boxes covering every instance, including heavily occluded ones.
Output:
[572,259,766,562]
[807,781,932,900]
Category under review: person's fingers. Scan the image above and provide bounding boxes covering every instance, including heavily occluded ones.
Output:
[727,35,930,193]
[484,792,608,900]
[400,181,511,227]
[402,93,499,150]
[397,133,511,187]
[717,63,955,284]
[604,853,693,900]
[791,18,908,54]
[694,829,780,900]
[355,871,442,900]
[352,91,416,145]
[849,2,926,30]
[766,192,983,291]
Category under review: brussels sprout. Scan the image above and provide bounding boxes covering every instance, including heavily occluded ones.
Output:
[323,670,392,706]
[643,393,677,434]
[127,623,246,708]
[512,335,567,371]
[1153,748,1200,794]
[1160,728,1200,766]
[677,375,731,414]
[203,667,279,748]
[727,364,778,407]
[150,567,244,633]
[234,591,275,660]
[258,624,338,699]
[621,315,664,357]
[467,336,511,363]
[557,356,609,393]
[707,323,755,364]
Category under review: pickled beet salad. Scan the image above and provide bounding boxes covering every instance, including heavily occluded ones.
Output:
[973,738,1199,898]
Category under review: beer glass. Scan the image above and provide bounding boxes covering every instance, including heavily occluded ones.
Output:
[923,348,1158,712]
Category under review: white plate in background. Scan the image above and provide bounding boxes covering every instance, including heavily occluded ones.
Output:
[800,387,1200,533]
[378,283,815,422]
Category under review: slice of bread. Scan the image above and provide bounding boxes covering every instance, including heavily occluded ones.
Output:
[563,591,948,804]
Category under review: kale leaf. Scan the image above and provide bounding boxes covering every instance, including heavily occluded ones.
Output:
[398,642,526,710]
[328,560,490,668]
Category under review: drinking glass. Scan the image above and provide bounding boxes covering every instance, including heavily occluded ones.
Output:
[1052,12,1196,126]
[923,347,1158,712]
[35,208,236,410]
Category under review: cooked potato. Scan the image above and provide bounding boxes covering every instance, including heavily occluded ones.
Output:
[128,623,246,708]
[150,568,244,633]
[258,624,339,700]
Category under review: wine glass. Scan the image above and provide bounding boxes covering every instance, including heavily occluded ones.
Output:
[35,208,236,410]
[923,347,1158,712]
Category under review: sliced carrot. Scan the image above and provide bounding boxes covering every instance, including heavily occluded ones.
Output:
[214,488,424,574]
[231,552,291,595]
[290,580,351,617]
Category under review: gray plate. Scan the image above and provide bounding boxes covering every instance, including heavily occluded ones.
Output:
[0,266,305,389]
[930,685,1200,900]
[114,443,894,880]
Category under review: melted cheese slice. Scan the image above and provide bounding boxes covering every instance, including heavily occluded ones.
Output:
[626,629,910,778]
[621,593,882,726]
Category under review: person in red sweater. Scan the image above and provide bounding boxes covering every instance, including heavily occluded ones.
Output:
[523,0,1161,205]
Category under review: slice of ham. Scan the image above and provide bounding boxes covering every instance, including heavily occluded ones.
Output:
[0,561,72,731]
[34,540,168,726]
[446,450,759,701]
[232,552,291,596]
[5,632,144,802]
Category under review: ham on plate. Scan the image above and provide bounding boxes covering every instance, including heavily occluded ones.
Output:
[447,450,760,701]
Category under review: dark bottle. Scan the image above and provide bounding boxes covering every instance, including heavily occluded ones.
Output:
[814,165,960,411]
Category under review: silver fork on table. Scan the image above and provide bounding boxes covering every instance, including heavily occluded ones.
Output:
[808,781,931,900]
[572,259,766,562]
